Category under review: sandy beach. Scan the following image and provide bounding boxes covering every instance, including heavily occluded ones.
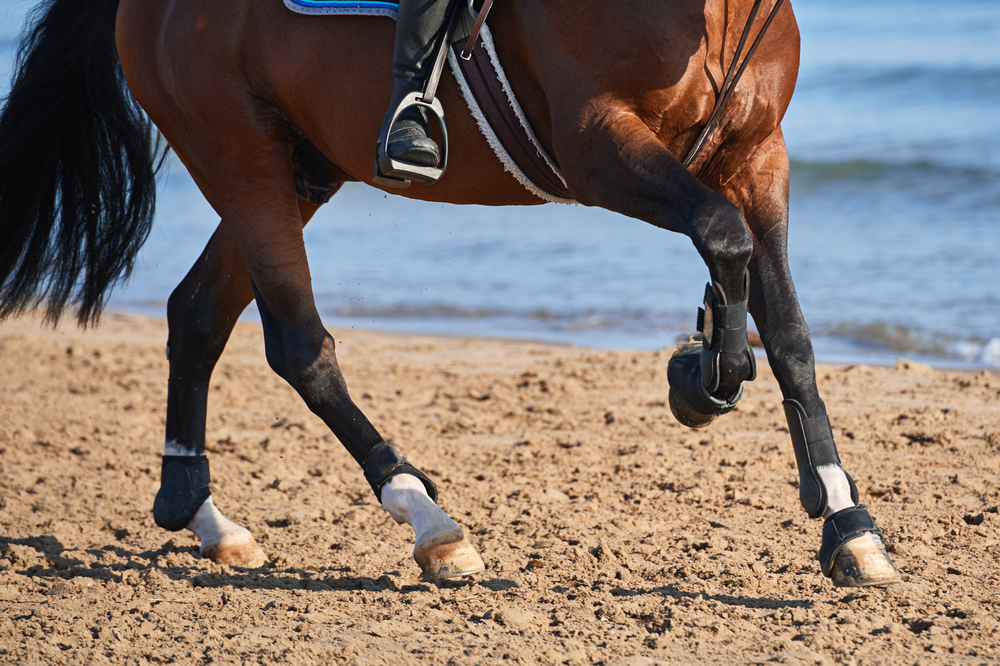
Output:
[0,313,998,665]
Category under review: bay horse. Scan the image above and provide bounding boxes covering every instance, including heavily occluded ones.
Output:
[0,0,900,586]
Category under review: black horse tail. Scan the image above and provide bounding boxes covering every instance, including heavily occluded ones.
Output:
[0,0,164,326]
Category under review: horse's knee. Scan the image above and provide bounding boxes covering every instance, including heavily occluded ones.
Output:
[690,199,754,276]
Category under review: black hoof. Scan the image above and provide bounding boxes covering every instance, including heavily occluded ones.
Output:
[667,341,743,429]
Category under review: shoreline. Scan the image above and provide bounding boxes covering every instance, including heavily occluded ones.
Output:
[103,305,1000,372]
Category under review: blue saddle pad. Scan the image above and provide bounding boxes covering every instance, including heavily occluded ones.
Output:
[284,0,400,18]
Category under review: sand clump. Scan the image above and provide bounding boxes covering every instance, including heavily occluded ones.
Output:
[0,313,998,664]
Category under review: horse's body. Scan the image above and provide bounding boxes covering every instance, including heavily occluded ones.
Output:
[0,0,900,586]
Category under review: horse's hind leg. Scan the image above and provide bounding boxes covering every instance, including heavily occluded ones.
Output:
[248,242,483,577]
[721,129,899,587]
[158,199,337,566]
[155,216,268,566]
[158,200,481,576]
[249,280,484,578]
[161,103,482,578]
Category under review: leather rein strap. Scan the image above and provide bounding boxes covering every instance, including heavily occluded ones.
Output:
[422,0,785,170]
[681,0,787,168]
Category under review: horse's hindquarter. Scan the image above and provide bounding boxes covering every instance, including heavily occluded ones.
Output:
[118,0,543,207]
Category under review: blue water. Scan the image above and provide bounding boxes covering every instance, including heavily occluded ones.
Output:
[2,0,998,367]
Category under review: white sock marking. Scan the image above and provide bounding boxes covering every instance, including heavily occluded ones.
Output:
[162,442,249,552]
[381,474,460,547]
[818,464,855,518]
[163,439,195,457]
[186,496,251,554]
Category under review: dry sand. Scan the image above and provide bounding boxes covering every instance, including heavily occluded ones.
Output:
[0,313,998,665]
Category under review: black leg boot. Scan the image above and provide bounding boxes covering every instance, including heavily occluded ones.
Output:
[374,0,454,188]
[667,271,757,429]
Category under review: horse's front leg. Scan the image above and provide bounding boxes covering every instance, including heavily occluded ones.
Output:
[558,113,758,424]
[154,217,266,567]
[724,128,900,587]
[556,108,898,586]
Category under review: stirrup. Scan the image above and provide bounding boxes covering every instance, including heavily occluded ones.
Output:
[374,91,449,188]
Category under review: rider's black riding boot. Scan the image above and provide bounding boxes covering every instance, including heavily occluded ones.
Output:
[374,0,453,187]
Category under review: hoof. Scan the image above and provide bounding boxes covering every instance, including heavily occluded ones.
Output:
[413,528,485,579]
[201,532,267,568]
[667,341,742,429]
[668,383,718,429]
[830,532,901,587]
[820,505,900,587]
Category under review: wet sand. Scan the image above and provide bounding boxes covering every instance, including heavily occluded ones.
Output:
[1,313,998,665]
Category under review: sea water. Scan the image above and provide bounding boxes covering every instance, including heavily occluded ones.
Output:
[1,0,998,367]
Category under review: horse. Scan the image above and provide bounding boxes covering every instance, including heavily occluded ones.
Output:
[0,0,901,587]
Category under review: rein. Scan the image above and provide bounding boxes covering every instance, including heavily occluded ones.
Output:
[681,0,787,168]
[423,0,785,171]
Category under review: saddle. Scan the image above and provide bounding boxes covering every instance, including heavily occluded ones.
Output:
[283,0,575,202]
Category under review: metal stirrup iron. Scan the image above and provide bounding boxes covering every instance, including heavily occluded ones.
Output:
[374,1,466,187]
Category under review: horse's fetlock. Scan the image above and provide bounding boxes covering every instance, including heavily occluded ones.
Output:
[712,349,755,397]
[667,267,757,428]
[363,441,438,504]
[667,341,745,429]
[153,455,212,532]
